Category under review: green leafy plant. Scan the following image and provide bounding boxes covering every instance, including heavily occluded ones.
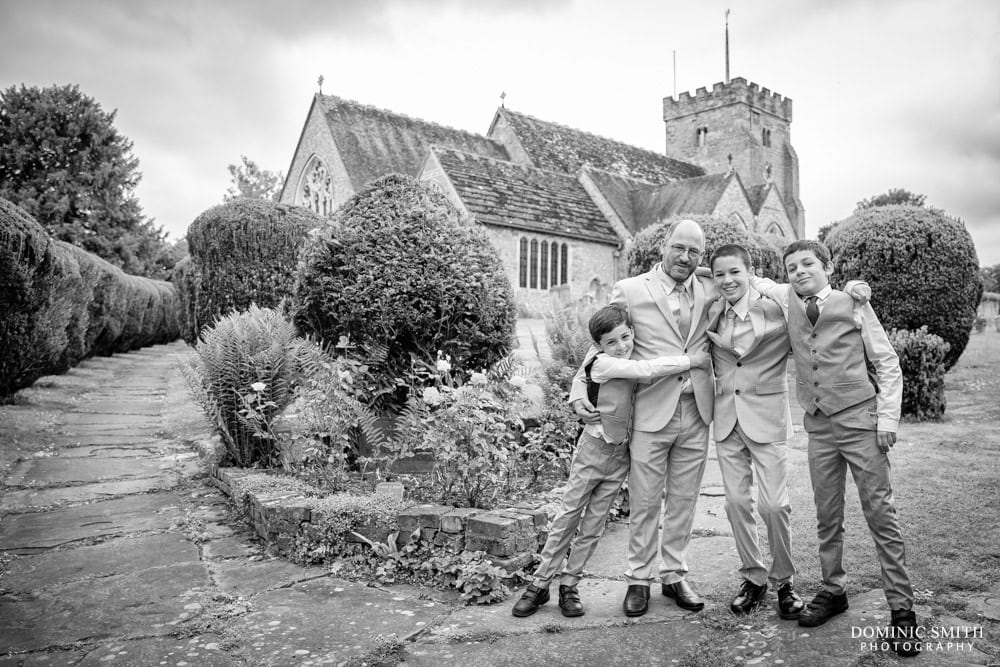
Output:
[182,305,315,466]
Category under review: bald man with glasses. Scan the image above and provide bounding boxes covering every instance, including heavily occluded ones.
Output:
[570,219,716,617]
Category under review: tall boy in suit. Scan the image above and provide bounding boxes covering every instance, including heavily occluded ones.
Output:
[755,239,919,658]
[706,244,804,620]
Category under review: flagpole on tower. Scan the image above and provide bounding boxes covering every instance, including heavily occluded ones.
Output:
[725,9,731,84]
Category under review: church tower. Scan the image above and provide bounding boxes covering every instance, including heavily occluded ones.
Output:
[662,77,804,237]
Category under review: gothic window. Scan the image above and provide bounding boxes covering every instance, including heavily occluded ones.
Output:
[518,236,569,290]
[695,127,709,147]
[300,156,334,216]
[762,128,772,147]
[518,238,528,287]
[730,212,747,230]
[766,223,785,238]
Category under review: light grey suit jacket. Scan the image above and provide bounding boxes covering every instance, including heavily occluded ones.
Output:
[570,266,716,431]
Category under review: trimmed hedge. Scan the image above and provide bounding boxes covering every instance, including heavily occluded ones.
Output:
[626,215,783,279]
[294,174,516,405]
[824,205,982,370]
[0,197,180,398]
[889,326,949,421]
[178,198,324,344]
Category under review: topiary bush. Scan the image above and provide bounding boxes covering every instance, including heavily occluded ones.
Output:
[626,215,783,279]
[888,326,949,421]
[1,197,180,398]
[293,174,516,407]
[181,305,317,467]
[824,205,982,370]
[181,198,324,344]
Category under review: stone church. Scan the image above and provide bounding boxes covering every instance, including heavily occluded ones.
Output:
[279,77,803,313]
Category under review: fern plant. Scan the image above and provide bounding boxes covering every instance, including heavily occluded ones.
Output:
[182,305,314,466]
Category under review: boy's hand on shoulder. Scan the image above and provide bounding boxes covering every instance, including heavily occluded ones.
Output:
[844,280,872,304]
[688,344,711,370]
[876,430,897,453]
[694,266,712,279]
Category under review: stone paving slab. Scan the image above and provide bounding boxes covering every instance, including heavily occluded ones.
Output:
[45,434,171,447]
[0,476,181,512]
[73,635,237,667]
[0,562,212,652]
[0,492,185,552]
[41,444,171,458]
[68,402,163,415]
[209,558,331,598]
[3,532,200,591]
[59,412,161,426]
[5,455,183,487]
[0,650,88,666]
[229,577,445,664]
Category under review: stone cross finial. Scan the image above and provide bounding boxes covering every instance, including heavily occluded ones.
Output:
[317,75,324,94]
[500,91,506,108]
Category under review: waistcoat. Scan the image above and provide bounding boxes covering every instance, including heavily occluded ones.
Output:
[585,357,634,444]
[787,290,875,416]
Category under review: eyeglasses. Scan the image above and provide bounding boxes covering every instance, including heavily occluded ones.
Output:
[668,244,704,259]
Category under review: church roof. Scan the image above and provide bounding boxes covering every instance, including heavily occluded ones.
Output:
[430,146,619,245]
[492,108,705,183]
[317,94,509,190]
[746,183,772,215]
[630,172,734,227]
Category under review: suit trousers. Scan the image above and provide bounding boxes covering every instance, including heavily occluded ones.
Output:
[716,423,795,587]
[625,395,709,585]
[532,430,629,588]
[804,400,914,610]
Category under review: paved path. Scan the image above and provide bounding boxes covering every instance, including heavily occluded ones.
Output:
[1,342,990,666]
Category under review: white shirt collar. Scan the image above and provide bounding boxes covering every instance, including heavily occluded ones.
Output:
[655,263,694,293]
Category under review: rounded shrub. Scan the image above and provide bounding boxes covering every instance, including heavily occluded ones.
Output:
[888,326,949,421]
[626,215,783,279]
[293,174,516,405]
[824,205,982,370]
[184,198,324,341]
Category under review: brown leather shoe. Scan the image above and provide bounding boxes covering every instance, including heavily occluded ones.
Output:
[622,584,650,617]
[890,609,921,657]
[797,591,848,627]
[777,582,804,620]
[559,585,584,617]
[512,584,549,617]
[661,580,705,612]
[730,580,767,615]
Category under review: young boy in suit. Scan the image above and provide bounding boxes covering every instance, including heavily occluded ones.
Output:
[512,304,710,618]
[706,244,803,620]
[755,239,919,657]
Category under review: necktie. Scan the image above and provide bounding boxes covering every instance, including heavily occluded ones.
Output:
[724,308,737,351]
[676,284,691,339]
[806,296,819,326]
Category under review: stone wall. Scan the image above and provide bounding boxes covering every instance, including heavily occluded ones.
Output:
[212,466,551,572]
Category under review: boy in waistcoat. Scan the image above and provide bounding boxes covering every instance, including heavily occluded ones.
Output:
[512,304,710,618]
[706,244,803,620]
[755,240,918,657]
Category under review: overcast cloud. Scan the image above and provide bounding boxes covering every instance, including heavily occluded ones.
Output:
[1,0,997,264]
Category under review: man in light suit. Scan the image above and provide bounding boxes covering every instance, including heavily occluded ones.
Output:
[570,219,715,617]
[705,244,804,620]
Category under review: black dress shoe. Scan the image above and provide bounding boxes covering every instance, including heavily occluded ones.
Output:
[890,609,921,657]
[777,583,804,620]
[623,584,650,617]
[559,585,584,617]
[512,584,550,617]
[730,580,768,615]
[661,580,705,612]
[797,591,849,627]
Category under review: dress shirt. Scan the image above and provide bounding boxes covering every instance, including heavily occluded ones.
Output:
[720,290,754,357]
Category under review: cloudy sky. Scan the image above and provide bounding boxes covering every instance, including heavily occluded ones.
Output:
[2,0,998,264]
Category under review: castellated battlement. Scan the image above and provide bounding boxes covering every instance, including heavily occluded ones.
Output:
[663,77,793,121]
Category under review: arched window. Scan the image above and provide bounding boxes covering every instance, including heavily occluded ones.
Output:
[299,155,334,216]
[730,212,748,230]
[517,236,570,290]
[518,238,528,288]
[540,241,549,290]
[766,223,785,238]
[762,128,772,147]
